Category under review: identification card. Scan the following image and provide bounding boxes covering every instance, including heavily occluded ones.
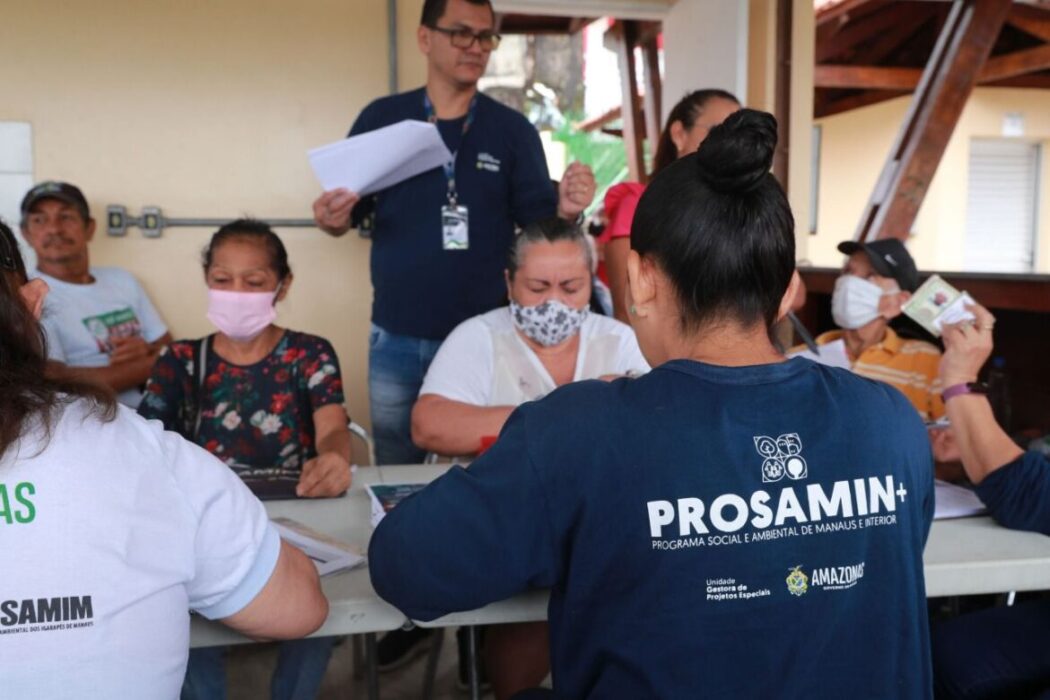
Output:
[441,204,469,251]
[901,274,976,337]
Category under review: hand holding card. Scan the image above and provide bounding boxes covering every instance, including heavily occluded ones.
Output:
[901,275,976,337]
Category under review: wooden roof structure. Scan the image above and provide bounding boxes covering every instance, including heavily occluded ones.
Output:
[815,0,1050,118]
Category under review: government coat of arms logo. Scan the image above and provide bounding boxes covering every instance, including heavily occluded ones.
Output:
[786,565,809,597]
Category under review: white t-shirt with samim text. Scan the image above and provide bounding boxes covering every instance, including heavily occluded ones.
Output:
[0,400,279,699]
[37,266,169,408]
[420,307,650,406]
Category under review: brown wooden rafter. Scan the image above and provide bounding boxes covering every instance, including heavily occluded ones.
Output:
[607,20,647,183]
[854,0,1014,243]
[1005,3,1050,42]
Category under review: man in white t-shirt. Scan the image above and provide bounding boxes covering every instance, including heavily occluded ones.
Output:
[20,181,172,407]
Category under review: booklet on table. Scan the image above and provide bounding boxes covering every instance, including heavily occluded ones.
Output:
[271,517,365,576]
[933,479,987,520]
[365,483,427,528]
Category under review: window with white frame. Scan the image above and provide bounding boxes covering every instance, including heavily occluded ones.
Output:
[964,138,1041,273]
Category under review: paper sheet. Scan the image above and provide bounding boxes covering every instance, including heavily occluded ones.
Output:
[933,480,987,520]
[272,517,365,576]
[788,338,853,370]
[307,120,453,196]
[366,483,427,528]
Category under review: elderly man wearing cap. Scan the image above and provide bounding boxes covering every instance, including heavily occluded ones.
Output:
[20,181,171,408]
[811,238,945,423]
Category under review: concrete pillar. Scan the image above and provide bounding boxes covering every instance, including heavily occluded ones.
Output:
[661,0,749,116]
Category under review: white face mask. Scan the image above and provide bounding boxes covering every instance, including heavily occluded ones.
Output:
[831,275,898,330]
[509,298,588,347]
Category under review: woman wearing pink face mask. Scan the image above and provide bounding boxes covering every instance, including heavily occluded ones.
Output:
[139,218,349,699]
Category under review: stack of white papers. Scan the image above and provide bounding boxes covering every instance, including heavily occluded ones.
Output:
[365,484,427,528]
[271,517,365,576]
[788,338,852,370]
[307,120,453,196]
[933,480,987,520]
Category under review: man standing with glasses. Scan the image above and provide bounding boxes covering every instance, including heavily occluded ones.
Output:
[313,0,596,473]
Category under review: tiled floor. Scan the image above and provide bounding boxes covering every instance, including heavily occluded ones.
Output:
[228,628,490,699]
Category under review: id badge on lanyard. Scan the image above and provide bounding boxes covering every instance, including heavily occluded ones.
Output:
[427,92,476,251]
[442,201,469,250]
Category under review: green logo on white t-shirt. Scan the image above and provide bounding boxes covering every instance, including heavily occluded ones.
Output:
[0,482,35,524]
[82,307,141,353]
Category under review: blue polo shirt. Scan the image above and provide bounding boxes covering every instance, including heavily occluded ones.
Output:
[348,88,557,340]
[370,357,934,698]
[976,450,1050,535]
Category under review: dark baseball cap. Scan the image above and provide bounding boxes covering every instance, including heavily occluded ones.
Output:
[837,238,919,292]
[20,181,90,222]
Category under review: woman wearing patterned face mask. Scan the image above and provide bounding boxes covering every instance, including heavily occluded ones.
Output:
[411,217,648,700]
[412,217,649,460]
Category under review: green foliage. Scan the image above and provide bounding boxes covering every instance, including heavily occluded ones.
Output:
[552,113,630,215]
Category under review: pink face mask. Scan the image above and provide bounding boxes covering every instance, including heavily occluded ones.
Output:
[206,288,279,342]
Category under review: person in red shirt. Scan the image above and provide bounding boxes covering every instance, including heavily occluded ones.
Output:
[599,89,740,321]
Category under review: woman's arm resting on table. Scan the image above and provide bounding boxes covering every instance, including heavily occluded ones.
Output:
[411,394,514,457]
[298,404,352,497]
[222,539,328,641]
[371,406,559,620]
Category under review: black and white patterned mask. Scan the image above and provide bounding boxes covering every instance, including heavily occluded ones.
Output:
[509,299,588,347]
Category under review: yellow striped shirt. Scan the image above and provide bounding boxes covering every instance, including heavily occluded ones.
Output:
[813,328,945,422]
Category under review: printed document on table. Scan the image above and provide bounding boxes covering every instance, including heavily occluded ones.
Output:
[308,120,453,196]
[933,480,987,520]
[787,338,852,370]
[272,517,365,576]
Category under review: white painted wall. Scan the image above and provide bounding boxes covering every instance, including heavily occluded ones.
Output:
[662,0,749,117]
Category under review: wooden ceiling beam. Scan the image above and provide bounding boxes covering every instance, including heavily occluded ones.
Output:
[853,4,939,65]
[816,3,908,63]
[815,65,924,89]
[1005,3,1050,42]
[854,0,1013,243]
[817,43,1050,91]
[982,72,1050,88]
[816,0,889,26]
[815,89,911,118]
[980,43,1050,82]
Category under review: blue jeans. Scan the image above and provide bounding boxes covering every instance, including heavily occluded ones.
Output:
[932,599,1050,699]
[368,324,443,465]
[182,637,336,700]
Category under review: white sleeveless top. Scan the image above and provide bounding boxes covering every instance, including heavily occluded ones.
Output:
[420,307,650,406]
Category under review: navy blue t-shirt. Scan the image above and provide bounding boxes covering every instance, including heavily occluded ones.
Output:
[370,358,935,698]
[348,88,558,340]
[976,450,1050,535]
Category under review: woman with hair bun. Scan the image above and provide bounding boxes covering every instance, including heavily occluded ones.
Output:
[369,110,934,698]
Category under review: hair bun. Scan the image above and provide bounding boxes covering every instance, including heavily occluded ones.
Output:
[694,109,777,194]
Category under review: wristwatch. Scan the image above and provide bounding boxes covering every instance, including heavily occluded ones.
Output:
[942,381,989,402]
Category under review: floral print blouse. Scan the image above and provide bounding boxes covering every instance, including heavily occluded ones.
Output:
[138,331,345,480]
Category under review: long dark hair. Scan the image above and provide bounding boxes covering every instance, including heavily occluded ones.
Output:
[652,89,740,176]
[632,109,795,335]
[0,220,115,457]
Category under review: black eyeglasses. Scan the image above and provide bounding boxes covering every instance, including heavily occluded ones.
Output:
[428,25,501,51]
